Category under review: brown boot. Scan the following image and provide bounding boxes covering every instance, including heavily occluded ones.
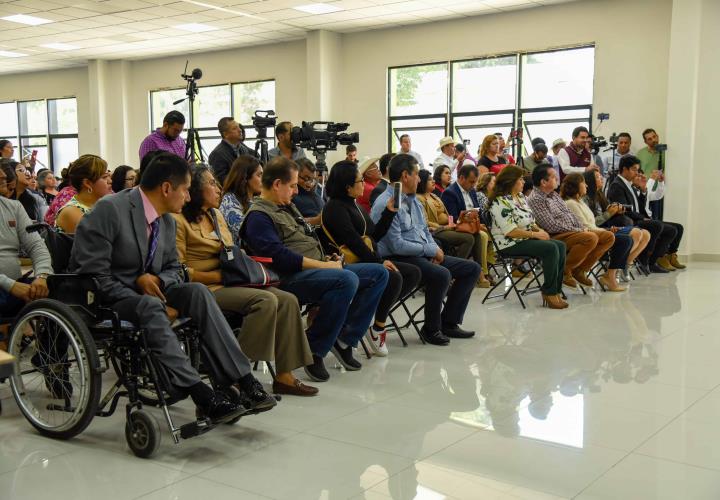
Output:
[656,256,675,272]
[669,253,686,269]
[572,269,593,287]
[563,273,578,288]
[542,293,567,309]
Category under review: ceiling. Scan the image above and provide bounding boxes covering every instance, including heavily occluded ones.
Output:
[0,0,575,75]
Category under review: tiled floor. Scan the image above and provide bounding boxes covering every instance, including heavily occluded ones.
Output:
[2,262,719,499]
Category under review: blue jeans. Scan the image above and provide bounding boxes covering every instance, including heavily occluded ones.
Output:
[280,263,389,356]
[0,288,25,318]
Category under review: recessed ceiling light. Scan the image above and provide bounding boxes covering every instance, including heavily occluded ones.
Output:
[0,50,27,57]
[41,43,78,51]
[293,3,343,14]
[1,14,53,25]
[174,23,217,33]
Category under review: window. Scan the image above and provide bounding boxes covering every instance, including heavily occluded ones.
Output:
[149,79,276,160]
[388,46,594,162]
[1,98,78,174]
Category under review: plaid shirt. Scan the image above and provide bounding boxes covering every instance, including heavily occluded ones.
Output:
[527,189,583,234]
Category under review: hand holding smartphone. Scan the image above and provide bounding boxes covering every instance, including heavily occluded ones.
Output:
[393,182,401,210]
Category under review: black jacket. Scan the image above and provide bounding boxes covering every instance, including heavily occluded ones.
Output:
[320,195,395,263]
[606,176,645,223]
[208,141,257,185]
[369,179,389,209]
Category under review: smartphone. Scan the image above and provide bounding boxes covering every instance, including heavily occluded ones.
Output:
[31,150,38,162]
[393,182,401,210]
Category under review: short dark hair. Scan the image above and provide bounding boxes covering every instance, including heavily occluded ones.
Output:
[163,111,185,126]
[458,164,479,179]
[533,143,548,154]
[296,158,316,174]
[138,150,164,184]
[642,128,656,140]
[139,152,190,190]
[182,164,216,223]
[275,121,292,139]
[618,132,631,141]
[262,156,297,189]
[531,137,546,148]
[494,132,504,137]
[618,155,640,172]
[0,139,11,151]
[523,175,534,195]
[532,163,554,187]
[455,143,466,153]
[0,160,17,185]
[417,169,432,194]
[346,144,357,154]
[326,160,359,199]
[399,134,410,142]
[217,117,235,137]
[388,154,418,183]
[560,173,585,199]
[111,165,134,193]
[572,126,589,138]
[379,153,395,176]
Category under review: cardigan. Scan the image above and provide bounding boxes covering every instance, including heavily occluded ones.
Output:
[564,198,598,230]
[416,192,449,228]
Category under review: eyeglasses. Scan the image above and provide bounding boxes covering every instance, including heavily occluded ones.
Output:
[354,179,364,184]
[299,175,315,183]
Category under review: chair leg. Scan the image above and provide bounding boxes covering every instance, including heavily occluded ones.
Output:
[253,360,260,371]
[265,362,277,380]
[359,337,372,360]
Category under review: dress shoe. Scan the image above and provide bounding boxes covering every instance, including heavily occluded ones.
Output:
[419,328,450,346]
[598,274,626,292]
[572,269,594,287]
[238,375,277,413]
[272,379,319,397]
[197,393,247,424]
[542,293,567,309]
[562,273,578,288]
[331,342,362,371]
[649,263,670,274]
[476,277,491,288]
[669,253,686,269]
[655,256,675,272]
[442,325,475,339]
[304,355,329,382]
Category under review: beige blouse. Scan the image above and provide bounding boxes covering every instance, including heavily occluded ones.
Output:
[565,198,598,230]
[173,208,234,292]
[417,192,449,228]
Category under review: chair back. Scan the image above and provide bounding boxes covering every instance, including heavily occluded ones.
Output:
[26,223,75,274]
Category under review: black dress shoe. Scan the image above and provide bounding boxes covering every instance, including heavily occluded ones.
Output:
[419,328,450,346]
[197,393,247,424]
[649,263,670,274]
[238,375,278,413]
[304,355,330,382]
[442,325,475,339]
[331,342,362,371]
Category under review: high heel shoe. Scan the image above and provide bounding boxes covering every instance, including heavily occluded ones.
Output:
[542,293,567,309]
[598,274,626,292]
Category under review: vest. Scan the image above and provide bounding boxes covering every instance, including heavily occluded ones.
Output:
[562,145,591,181]
[241,198,324,262]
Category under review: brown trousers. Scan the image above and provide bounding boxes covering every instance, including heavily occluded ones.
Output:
[552,230,614,274]
[213,286,312,373]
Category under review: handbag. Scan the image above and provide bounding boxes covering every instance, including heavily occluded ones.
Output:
[208,209,280,287]
[320,206,373,265]
[455,210,482,234]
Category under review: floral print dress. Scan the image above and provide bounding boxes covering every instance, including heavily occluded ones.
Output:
[489,194,536,250]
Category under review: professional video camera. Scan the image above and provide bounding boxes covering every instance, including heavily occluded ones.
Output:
[291,121,359,153]
[252,110,276,165]
[590,135,608,155]
[656,144,668,153]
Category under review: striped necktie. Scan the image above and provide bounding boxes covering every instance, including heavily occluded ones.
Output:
[145,219,160,272]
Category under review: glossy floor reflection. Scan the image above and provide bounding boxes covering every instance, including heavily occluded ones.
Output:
[2,262,720,499]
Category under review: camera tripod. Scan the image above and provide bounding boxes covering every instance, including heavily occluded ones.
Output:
[173,63,205,163]
[310,149,329,199]
[254,131,270,166]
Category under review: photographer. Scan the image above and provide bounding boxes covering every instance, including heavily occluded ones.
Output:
[138,110,187,162]
[208,117,257,185]
[556,126,598,180]
[345,144,358,163]
[268,121,307,162]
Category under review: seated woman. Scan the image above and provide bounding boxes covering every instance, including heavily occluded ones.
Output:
[417,169,491,287]
[1,160,47,222]
[583,170,650,278]
[111,165,137,193]
[561,173,631,292]
[488,166,568,309]
[37,170,59,205]
[175,165,317,397]
[220,155,263,246]
[475,172,495,219]
[477,135,509,175]
[321,161,422,356]
[432,164,451,197]
[55,155,112,234]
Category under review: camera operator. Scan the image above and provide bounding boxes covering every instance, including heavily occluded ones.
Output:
[208,117,257,185]
[268,121,307,162]
[345,145,358,163]
[139,111,187,163]
[556,126,599,180]
[636,128,665,173]
[601,132,633,174]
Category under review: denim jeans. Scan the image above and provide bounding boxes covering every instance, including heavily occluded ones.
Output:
[280,263,389,356]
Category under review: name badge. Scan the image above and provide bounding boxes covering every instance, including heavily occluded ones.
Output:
[226,248,234,261]
[8,220,16,228]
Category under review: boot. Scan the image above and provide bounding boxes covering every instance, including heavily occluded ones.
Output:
[542,293,568,309]
[572,269,593,287]
[562,273,578,288]
[656,256,675,272]
[669,253,686,269]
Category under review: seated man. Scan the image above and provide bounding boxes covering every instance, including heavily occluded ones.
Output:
[441,164,480,221]
[291,158,324,226]
[369,153,395,208]
[372,154,481,346]
[1,166,52,318]
[527,164,614,287]
[606,155,675,274]
[70,152,274,423]
[522,142,549,173]
[356,157,381,213]
[240,157,388,382]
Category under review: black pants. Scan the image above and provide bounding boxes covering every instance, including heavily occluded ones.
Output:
[636,219,677,265]
[664,221,684,254]
[374,261,422,324]
[608,233,634,269]
[390,255,481,333]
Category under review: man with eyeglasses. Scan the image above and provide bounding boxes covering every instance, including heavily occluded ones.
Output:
[292,158,324,226]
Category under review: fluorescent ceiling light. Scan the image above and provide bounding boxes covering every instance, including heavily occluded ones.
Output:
[1,14,52,25]
[41,43,78,51]
[0,50,27,57]
[174,23,217,33]
[293,3,343,14]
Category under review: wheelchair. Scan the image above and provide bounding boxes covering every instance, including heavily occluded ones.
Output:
[2,224,239,458]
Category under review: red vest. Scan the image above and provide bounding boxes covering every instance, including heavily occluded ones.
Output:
[562,145,591,181]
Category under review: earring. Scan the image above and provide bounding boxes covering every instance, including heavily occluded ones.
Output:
[88,187,93,194]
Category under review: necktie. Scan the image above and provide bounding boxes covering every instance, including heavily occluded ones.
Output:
[145,219,160,272]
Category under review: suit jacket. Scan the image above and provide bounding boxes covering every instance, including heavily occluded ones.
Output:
[606,177,645,222]
[208,141,257,186]
[441,182,479,220]
[69,188,184,304]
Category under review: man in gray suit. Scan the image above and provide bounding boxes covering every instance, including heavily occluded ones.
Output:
[70,152,275,422]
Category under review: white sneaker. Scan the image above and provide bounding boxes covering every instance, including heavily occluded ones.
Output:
[365,329,388,357]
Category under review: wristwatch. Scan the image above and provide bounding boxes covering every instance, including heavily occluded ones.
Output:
[37,273,49,280]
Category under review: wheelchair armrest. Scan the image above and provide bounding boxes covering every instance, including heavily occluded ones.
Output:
[47,274,102,311]
[25,222,52,234]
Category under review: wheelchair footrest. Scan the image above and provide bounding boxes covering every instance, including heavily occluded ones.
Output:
[179,418,214,440]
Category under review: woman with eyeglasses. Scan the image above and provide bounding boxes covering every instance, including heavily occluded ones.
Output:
[0,159,47,222]
[55,155,113,234]
[111,165,137,193]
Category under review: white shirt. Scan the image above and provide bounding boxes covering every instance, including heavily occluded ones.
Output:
[600,149,633,174]
[459,184,474,210]
[556,148,587,175]
[404,150,424,169]
[433,152,458,180]
[619,175,640,212]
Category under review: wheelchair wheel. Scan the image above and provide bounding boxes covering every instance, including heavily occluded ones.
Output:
[8,299,101,440]
[125,410,161,458]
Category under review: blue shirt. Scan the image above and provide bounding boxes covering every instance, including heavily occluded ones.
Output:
[371,185,439,258]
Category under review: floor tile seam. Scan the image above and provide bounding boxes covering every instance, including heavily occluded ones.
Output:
[182,472,281,500]
[630,451,720,473]
[297,429,428,461]
[652,307,720,341]
[569,448,635,499]
[130,472,278,500]
[289,401,378,433]
[0,447,77,480]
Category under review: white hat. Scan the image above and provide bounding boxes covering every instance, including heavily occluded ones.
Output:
[552,138,566,148]
[462,158,475,167]
[437,136,455,151]
[358,156,380,176]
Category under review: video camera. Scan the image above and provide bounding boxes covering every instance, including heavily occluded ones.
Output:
[590,135,608,155]
[291,121,359,152]
[252,110,276,139]
[656,144,668,153]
